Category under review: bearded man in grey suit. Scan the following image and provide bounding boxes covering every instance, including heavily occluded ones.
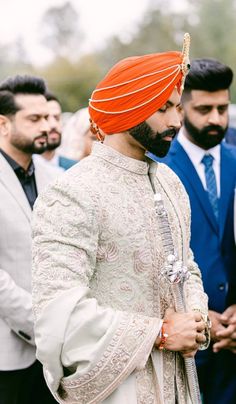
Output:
[0,75,59,403]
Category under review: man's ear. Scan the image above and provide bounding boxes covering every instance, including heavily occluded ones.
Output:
[0,115,11,136]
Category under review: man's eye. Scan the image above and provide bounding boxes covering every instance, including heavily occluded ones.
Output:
[195,107,211,114]
[218,106,228,114]
[159,106,167,113]
[177,105,183,113]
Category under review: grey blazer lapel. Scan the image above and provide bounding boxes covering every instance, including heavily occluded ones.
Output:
[0,154,31,221]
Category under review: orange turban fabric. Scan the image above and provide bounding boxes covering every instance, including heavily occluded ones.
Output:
[89,48,189,135]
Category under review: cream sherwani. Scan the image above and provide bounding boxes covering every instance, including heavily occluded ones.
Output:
[32,143,208,403]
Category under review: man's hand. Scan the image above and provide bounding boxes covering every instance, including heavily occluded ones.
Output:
[208,310,225,342]
[212,305,236,354]
[155,308,206,357]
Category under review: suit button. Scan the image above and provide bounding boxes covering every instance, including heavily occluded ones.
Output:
[218,283,225,291]
[18,330,31,340]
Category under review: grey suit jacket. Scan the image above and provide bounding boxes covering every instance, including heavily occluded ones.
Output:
[0,153,60,370]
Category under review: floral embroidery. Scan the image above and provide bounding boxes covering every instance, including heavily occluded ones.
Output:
[97,242,119,263]
[59,315,159,403]
[32,143,208,404]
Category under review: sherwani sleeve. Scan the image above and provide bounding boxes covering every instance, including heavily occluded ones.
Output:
[32,177,161,404]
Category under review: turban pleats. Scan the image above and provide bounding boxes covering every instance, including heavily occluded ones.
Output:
[89,51,184,134]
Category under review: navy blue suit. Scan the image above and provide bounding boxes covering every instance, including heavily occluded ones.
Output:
[225,127,236,146]
[149,140,236,403]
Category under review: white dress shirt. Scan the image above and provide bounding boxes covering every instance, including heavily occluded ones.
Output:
[33,154,64,173]
[178,129,221,196]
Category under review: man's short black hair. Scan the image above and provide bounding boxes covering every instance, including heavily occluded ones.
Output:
[0,74,47,116]
[45,91,60,103]
[184,58,233,94]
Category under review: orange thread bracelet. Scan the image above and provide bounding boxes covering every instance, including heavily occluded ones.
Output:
[158,323,168,350]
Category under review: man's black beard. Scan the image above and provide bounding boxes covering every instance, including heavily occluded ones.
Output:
[29,142,47,154]
[184,115,227,149]
[47,140,61,151]
[11,133,48,154]
[128,121,177,157]
[46,131,61,151]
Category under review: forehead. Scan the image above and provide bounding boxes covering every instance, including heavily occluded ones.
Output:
[190,89,230,106]
[167,87,181,105]
[47,100,61,115]
[15,94,48,115]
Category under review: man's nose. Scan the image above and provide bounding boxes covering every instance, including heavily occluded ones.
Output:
[208,108,221,125]
[168,109,182,130]
[40,118,50,133]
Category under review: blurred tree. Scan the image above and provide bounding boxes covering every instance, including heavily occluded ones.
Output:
[40,1,82,61]
[97,4,189,73]
[97,0,236,101]
[178,0,236,101]
[4,0,235,108]
[184,0,236,60]
[38,54,103,112]
[0,38,34,82]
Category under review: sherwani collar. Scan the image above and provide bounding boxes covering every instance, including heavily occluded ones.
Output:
[92,142,152,175]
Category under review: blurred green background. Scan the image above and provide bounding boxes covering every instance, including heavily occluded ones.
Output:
[1,0,236,112]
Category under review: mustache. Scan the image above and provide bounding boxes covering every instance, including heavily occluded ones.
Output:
[202,125,225,135]
[159,128,178,139]
[34,132,48,141]
[48,129,61,135]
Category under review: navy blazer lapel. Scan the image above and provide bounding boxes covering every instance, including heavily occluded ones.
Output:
[168,141,219,233]
[219,144,236,241]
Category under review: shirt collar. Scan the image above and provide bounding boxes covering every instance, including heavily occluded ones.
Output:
[0,148,35,176]
[91,142,151,175]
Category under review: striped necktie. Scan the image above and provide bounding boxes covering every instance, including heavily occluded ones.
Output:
[201,154,219,220]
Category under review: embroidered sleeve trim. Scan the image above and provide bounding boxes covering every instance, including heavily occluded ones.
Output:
[59,313,160,403]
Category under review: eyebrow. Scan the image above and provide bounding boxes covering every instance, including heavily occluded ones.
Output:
[27,113,48,118]
[166,101,182,108]
[194,102,230,108]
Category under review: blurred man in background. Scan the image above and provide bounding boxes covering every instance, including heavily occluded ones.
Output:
[0,75,57,403]
[36,92,77,171]
[61,107,97,161]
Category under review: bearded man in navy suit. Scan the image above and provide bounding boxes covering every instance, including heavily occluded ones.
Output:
[150,58,236,404]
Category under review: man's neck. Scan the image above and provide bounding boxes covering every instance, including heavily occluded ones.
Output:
[103,133,146,161]
[0,144,31,170]
[41,149,56,161]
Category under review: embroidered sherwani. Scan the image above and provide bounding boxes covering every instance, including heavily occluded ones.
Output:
[32,143,208,404]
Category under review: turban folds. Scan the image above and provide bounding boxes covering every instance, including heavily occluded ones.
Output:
[89,51,186,134]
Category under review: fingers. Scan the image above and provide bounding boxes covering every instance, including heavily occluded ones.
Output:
[220,305,236,324]
[216,324,236,338]
[196,331,206,345]
[193,312,202,322]
[213,338,236,353]
[196,320,205,333]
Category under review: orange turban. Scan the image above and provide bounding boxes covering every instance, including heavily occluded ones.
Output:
[89,36,190,135]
